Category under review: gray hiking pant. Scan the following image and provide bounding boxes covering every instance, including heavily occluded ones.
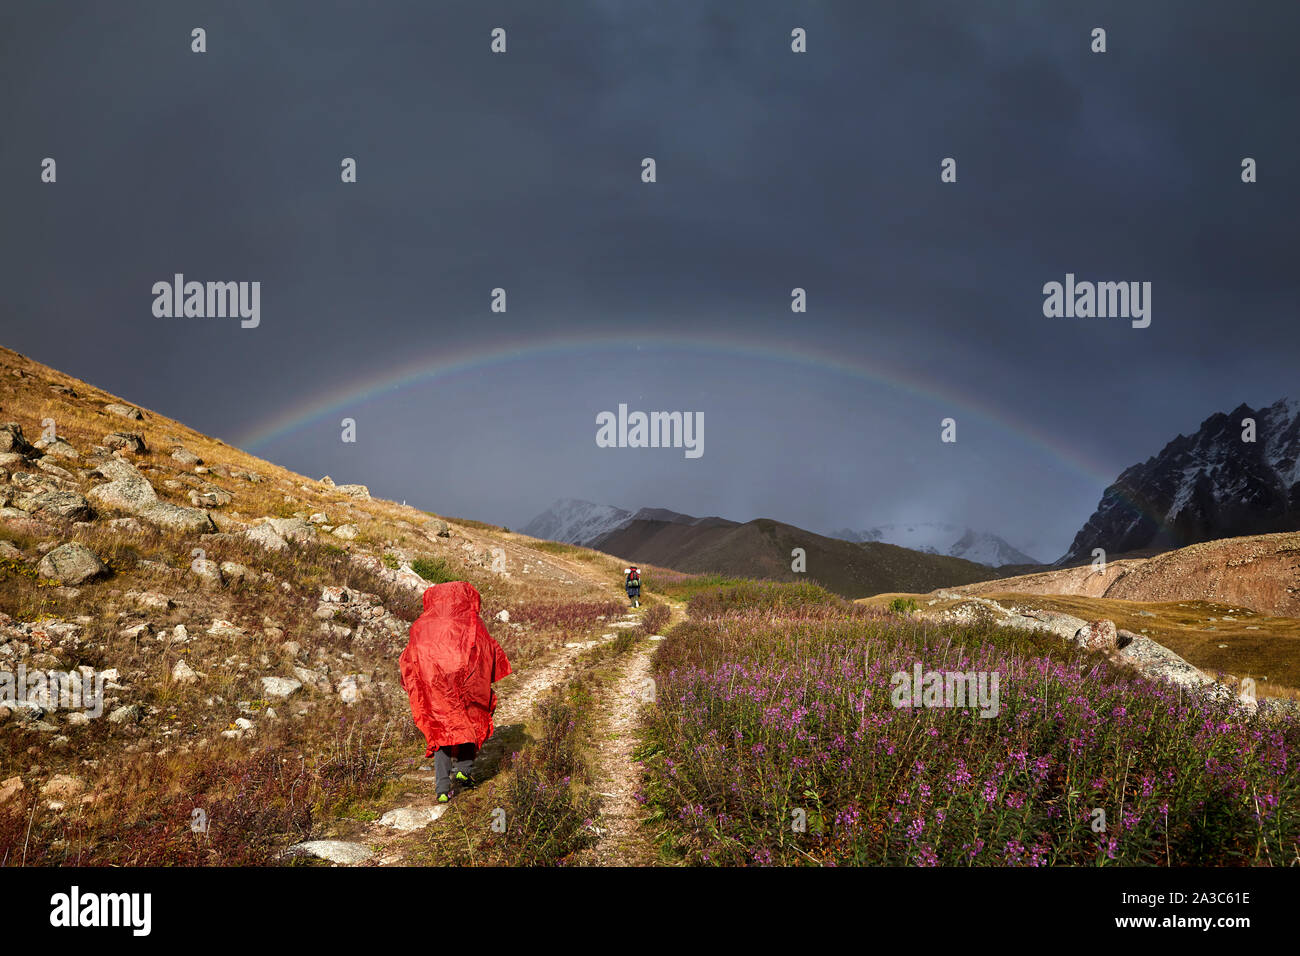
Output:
[434,743,477,794]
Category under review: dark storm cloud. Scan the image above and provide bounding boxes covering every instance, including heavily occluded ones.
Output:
[2,0,1297,561]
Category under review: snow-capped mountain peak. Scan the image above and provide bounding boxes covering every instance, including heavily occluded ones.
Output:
[521,498,632,545]
[832,523,1039,567]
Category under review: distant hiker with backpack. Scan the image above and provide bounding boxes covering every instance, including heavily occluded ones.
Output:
[399,581,512,803]
[624,566,641,608]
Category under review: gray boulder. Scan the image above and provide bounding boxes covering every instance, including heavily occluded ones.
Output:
[261,517,315,542]
[1073,619,1118,652]
[189,558,224,588]
[87,460,215,533]
[33,437,79,460]
[87,459,158,511]
[23,490,93,522]
[285,840,374,865]
[243,524,289,551]
[0,423,36,458]
[103,403,143,420]
[141,502,217,534]
[103,432,147,454]
[260,676,303,698]
[378,806,446,831]
[108,704,142,725]
[37,543,108,585]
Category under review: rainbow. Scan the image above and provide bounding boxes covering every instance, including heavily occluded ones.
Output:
[235,330,1152,553]
[239,331,1106,472]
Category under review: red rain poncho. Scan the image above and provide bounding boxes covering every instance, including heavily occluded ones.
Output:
[399,581,512,756]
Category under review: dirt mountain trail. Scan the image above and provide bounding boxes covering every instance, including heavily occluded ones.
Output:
[573,634,662,866]
[333,550,684,866]
[347,619,637,865]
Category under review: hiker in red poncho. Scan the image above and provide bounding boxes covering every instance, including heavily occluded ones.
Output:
[399,581,512,802]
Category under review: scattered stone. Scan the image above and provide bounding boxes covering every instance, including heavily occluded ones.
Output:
[338,674,366,704]
[130,590,174,610]
[257,517,315,542]
[103,432,147,454]
[34,437,79,460]
[423,518,451,537]
[23,490,93,521]
[1073,619,1118,652]
[292,666,331,692]
[0,423,36,457]
[242,523,288,551]
[496,609,510,623]
[87,458,158,512]
[35,458,76,481]
[40,774,85,800]
[221,717,257,739]
[189,487,233,508]
[103,403,143,420]
[334,483,370,499]
[171,660,199,684]
[108,704,141,725]
[170,447,203,466]
[189,558,223,588]
[219,561,252,582]
[331,524,359,540]
[141,502,217,534]
[37,543,108,585]
[285,840,374,865]
[378,805,447,831]
[260,676,303,698]
[0,776,24,806]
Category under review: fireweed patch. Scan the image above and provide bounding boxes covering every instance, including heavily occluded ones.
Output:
[641,608,1300,866]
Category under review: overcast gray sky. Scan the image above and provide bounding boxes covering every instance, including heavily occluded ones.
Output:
[3,0,1297,561]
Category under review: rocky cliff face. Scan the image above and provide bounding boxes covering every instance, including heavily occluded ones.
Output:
[1060,398,1300,565]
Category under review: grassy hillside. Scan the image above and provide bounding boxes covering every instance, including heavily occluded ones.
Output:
[592,517,1002,599]
[0,345,624,864]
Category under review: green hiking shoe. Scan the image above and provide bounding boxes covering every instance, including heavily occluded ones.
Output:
[452,770,476,792]
[437,791,450,803]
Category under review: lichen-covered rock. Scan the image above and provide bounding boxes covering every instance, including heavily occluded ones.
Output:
[103,403,143,420]
[103,432,147,454]
[1073,619,1118,652]
[37,543,108,585]
[0,423,36,458]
